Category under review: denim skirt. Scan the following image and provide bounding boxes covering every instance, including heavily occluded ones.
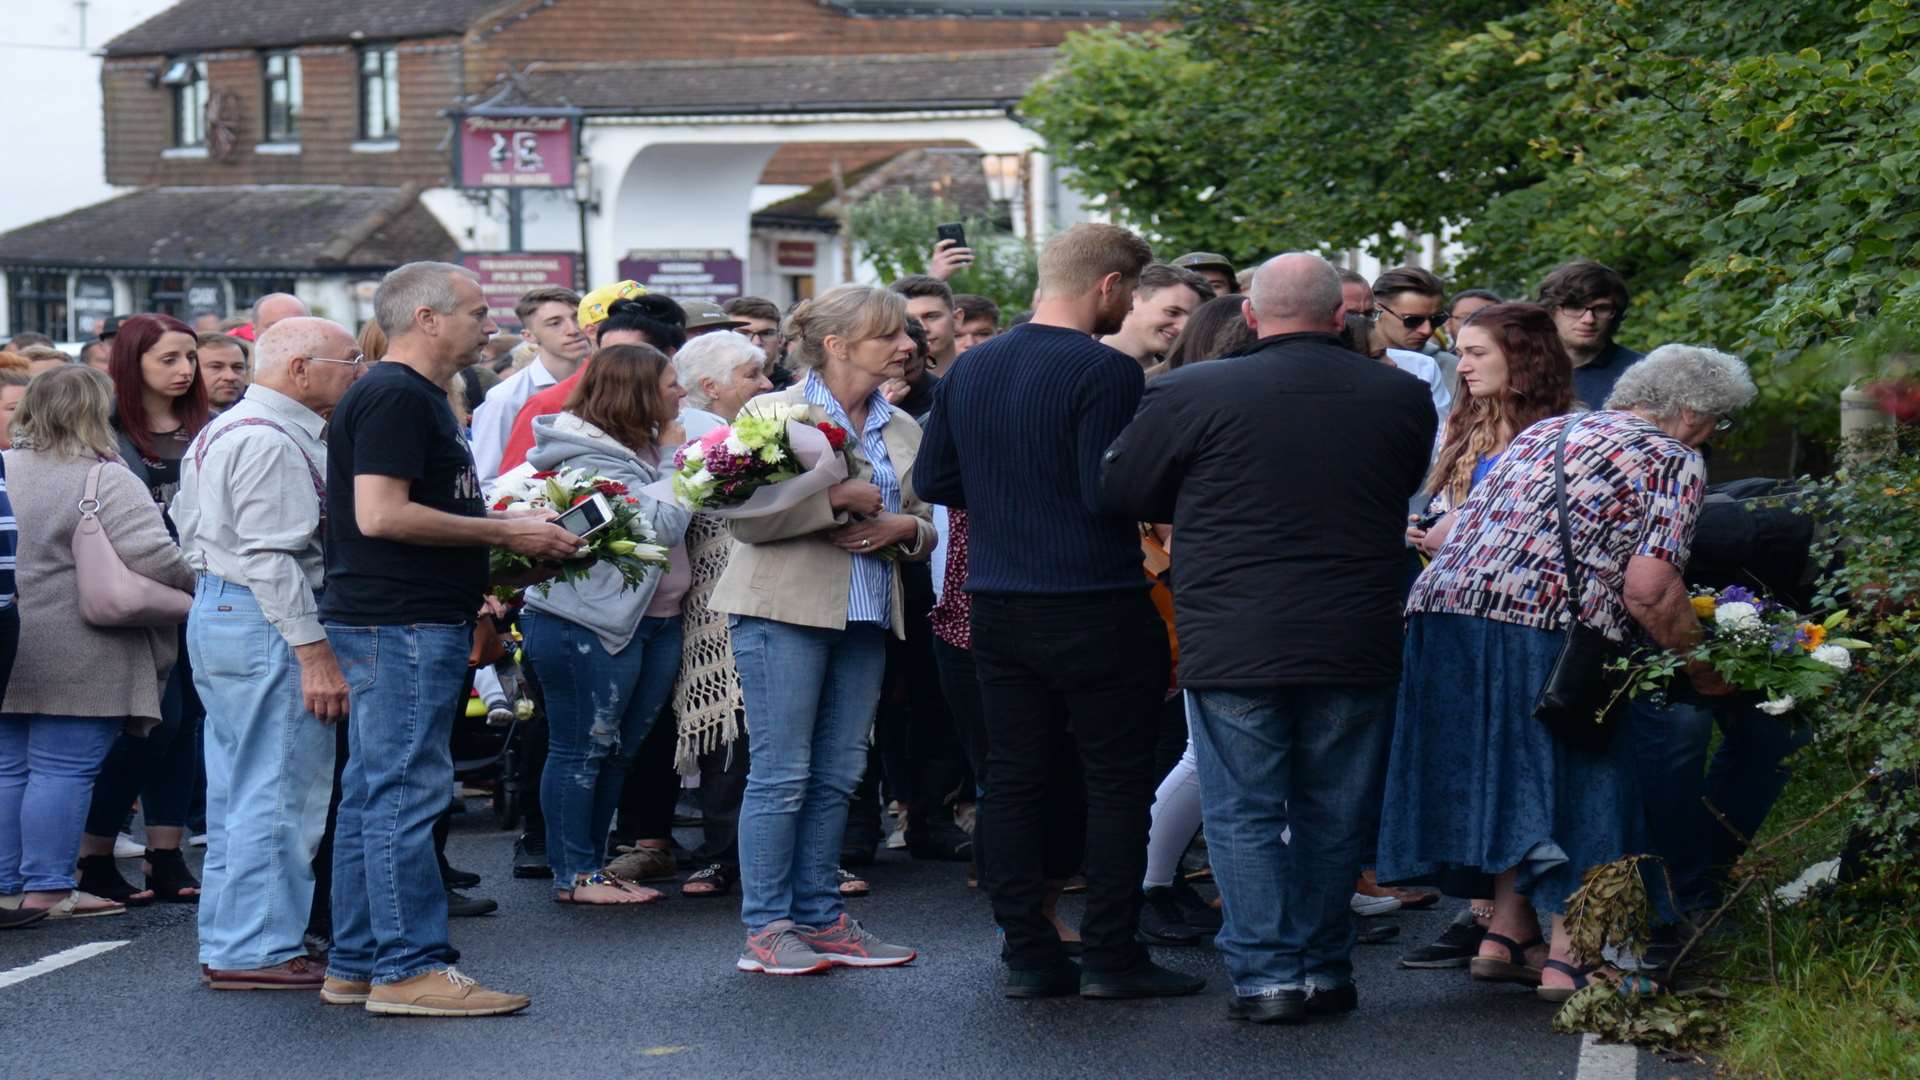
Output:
[1377,612,1644,915]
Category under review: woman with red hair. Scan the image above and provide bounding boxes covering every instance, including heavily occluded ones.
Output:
[74,313,210,907]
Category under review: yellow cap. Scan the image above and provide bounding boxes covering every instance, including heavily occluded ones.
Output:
[577,280,646,328]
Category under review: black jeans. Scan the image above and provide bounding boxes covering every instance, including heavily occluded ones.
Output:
[690,729,750,868]
[877,563,971,837]
[86,627,202,836]
[615,704,682,845]
[971,590,1169,973]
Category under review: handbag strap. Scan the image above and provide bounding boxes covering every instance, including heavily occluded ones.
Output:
[79,462,105,516]
[1550,418,1584,626]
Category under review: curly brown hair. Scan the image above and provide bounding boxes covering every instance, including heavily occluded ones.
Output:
[1425,303,1575,501]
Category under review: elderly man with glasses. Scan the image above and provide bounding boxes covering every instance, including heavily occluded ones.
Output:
[1535,259,1644,410]
[173,316,366,991]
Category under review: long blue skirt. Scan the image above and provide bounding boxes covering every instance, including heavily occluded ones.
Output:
[1378,612,1644,915]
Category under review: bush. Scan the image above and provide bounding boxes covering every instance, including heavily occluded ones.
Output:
[846,190,1038,319]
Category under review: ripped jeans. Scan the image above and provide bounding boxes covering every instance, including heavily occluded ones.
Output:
[521,611,684,885]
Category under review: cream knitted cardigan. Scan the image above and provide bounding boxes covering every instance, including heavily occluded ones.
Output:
[671,513,744,773]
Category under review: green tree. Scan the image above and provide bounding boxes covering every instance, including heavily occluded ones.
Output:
[846,189,1038,317]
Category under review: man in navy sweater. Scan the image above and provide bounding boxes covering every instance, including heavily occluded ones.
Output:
[916,223,1202,1001]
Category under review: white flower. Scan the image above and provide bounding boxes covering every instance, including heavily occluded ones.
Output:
[1757,696,1797,716]
[506,500,532,512]
[1812,644,1852,672]
[723,434,751,457]
[1714,601,1762,631]
[687,468,713,489]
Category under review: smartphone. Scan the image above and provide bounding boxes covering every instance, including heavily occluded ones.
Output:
[553,491,615,543]
[936,222,968,249]
[1413,509,1446,531]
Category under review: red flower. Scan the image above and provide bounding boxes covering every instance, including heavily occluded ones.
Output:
[593,479,629,497]
[491,497,510,511]
[571,492,594,507]
[817,422,849,450]
[531,470,558,480]
[625,497,640,505]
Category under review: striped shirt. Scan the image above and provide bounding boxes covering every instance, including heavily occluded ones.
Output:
[0,453,14,607]
[803,370,898,629]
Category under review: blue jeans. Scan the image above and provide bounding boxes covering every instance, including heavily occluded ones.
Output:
[0,714,123,894]
[1633,697,1811,918]
[522,611,683,883]
[323,621,470,985]
[189,577,337,970]
[1190,684,1394,994]
[730,616,886,932]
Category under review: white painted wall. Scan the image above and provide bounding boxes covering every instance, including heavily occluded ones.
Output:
[0,0,169,235]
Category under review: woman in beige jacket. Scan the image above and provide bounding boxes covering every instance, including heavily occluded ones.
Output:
[711,285,934,975]
[1,366,195,920]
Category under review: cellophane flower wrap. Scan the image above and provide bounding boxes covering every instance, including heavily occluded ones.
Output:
[488,466,670,599]
[1613,585,1870,717]
[642,401,851,517]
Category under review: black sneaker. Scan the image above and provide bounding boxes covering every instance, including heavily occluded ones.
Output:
[445,889,498,917]
[1164,878,1223,931]
[1305,982,1358,1015]
[1139,886,1207,946]
[1227,988,1306,1024]
[511,834,552,880]
[1005,960,1082,999]
[1399,908,1486,969]
[441,864,481,889]
[906,822,974,863]
[1081,960,1206,999]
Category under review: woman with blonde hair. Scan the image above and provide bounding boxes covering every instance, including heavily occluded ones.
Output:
[710,284,935,974]
[1,366,195,920]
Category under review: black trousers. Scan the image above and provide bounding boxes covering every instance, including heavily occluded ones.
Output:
[970,590,1169,974]
[876,562,970,835]
[615,705,683,845]
[689,728,750,868]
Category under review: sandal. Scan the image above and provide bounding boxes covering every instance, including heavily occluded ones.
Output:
[77,853,153,907]
[142,847,201,904]
[682,863,736,898]
[553,871,661,905]
[836,868,870,898]
[1468,931,1545,987]
[39,890,126,920]
[604,845,677,883]
[1536,961,1665,1003]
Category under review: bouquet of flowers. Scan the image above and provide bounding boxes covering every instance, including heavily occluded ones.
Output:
[1613,585,1869,717]
[488,466,670,598]
[643,402,852,518]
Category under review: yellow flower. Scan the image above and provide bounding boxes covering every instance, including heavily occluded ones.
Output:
[1801,623,1826,651]
[1691,596,1718,619]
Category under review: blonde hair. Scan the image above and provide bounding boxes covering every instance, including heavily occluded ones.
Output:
[1037,223,1154,298]
[783,285,907,370]
[0,351,28,374]
[12,364,118,460]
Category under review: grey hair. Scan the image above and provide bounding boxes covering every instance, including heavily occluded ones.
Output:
[374,261,477,338]
[254,316,354,377]
[1249,252,1342,322]
[1604,344,1757,419]
[672,330,764,411]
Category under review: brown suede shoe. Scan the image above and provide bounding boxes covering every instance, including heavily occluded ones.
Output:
[363,967,530,1017]
[320,976,372,1005]
[207,956,326,991]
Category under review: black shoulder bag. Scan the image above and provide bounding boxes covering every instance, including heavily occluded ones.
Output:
[1531,419,1630,753]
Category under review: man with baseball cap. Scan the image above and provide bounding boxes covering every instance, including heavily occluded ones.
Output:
[1173,252,1238,296]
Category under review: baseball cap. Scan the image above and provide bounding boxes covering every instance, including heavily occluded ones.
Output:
[678,298,748,332]
[1173,251,1237,278]
[98,316,125,340]
[578,280,646,328]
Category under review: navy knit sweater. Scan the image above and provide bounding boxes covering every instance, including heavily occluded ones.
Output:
[913,322,1148,594]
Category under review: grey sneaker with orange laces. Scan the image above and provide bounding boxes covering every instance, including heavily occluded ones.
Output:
[737,919,833,976]
[797,914,917,968]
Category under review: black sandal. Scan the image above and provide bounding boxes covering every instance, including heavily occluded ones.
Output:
[142,847,201,904]
[681,863,736,898]
[77,854,153,908]
[836,868,870,898]
[1468,931,1545,986]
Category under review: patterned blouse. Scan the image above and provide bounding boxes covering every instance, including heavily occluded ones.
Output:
[1407,411,1706,642]
[929,507,971,650]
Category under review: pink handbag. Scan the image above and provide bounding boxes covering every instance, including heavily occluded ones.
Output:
[72,463,193,627]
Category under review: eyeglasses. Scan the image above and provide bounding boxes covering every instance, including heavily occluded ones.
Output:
[1376,305,1444,331]
[1556,303,1620,322]
[745,329,781,346]
[309,353,366,370]
[1714,414,1736,433]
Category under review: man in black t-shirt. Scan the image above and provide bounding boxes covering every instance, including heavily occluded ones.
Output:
[320,261,579,1019]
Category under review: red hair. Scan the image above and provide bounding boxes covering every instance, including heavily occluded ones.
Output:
[1425,303,1575,501]
[109,313,209,459]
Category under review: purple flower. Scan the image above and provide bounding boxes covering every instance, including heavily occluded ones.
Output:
[1719,585,1759,606]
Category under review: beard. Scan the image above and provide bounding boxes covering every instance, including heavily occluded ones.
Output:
[1091,292,1134,337]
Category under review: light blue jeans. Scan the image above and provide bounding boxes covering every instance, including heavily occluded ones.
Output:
[521,610,683,885]
[0,714,122,894]
[730,616,886,932]
[189,577,337,971]
[1190,685,1394,994]
[323,620,470,986]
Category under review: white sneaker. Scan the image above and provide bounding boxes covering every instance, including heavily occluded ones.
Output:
[885,809,908,850]
[113,833,145,859]
[485,699,513,727]
[1349,891,1401,917]
[188,833,208,848]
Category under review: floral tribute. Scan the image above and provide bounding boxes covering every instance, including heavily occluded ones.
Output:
[1614,585,1869,717]
[488,467,669,598]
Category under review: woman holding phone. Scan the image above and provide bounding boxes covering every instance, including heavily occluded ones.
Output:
[518,344,693,903]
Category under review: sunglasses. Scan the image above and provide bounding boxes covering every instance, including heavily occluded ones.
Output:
[1557,303,1620,322]
[1376,305,1444,331]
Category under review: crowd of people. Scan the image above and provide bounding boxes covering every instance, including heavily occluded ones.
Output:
[0,218,1806,1024]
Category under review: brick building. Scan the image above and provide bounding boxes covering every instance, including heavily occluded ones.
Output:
[0,0,1158,339]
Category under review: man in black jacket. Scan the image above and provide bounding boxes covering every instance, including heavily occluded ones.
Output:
[1099,252,1436,1023]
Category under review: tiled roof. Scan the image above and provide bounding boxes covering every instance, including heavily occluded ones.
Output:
[0,186,458,273]
[494,48,1060,115]
[103,0,512,55]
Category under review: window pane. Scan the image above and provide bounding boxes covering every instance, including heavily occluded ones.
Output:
[285,55,301,138]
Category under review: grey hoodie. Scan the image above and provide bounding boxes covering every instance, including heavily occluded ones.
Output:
[520,412,692,653]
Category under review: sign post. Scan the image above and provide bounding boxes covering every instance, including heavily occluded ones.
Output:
[616,250,745,305]
[456,116,577,188]
[459,253,578,330]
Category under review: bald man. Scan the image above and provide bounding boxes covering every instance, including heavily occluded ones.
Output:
[174,315,364,992]
[251,293,311,339]
[1099,253,1435,1024]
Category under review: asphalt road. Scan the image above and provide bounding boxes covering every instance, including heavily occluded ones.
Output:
[0,816,1705,1080]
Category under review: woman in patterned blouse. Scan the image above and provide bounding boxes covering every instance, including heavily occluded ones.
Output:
[1379,344,1755,1001]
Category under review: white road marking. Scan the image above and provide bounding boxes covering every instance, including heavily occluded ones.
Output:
[1576,1032,1640,1080]
[0,940,130,990]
